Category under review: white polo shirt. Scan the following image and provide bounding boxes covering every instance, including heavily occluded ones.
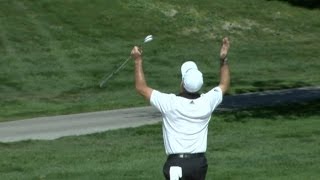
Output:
[150,86,223,155]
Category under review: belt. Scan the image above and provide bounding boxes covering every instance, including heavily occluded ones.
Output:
[168,153,205,159]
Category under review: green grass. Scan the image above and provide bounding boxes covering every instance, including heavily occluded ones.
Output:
[0,101,319,179]
[0,0,320,121]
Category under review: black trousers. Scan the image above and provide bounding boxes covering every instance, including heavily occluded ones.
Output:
[163,154,208,180]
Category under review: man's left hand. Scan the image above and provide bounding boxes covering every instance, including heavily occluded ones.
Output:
[131,46,142,60]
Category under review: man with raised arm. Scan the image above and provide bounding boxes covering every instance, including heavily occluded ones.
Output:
[131,37,230,180]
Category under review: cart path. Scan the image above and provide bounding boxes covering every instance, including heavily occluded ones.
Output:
[0,86,319,142]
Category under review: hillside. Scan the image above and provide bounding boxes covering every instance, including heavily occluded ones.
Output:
[0,0,319,121]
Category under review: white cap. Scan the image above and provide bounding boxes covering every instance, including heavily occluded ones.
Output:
[181,61,203,93]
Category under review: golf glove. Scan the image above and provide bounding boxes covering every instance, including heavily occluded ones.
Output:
[170,166,182,180]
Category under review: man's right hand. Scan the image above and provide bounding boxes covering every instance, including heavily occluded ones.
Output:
[218,37,231,94]
[220,37,230,60]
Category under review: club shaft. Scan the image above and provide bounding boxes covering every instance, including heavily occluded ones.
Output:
[99,38,151,88]
[99,55,131,87]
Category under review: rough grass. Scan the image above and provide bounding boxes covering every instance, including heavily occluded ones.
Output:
[0,101,319,179]
[0,0,319,121]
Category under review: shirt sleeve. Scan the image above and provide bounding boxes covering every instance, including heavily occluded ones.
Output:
[203,86,223,111]
[150,90,174,113]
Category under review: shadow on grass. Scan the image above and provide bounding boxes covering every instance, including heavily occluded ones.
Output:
[221,100,320,122]
[233,80,312,94]
[221,86,320,110]
[267,0,320,9]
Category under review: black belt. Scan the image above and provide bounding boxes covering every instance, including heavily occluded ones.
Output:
[168,153,205,159]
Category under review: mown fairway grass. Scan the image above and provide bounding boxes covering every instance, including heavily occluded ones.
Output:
[0,101,319,179]
[0,0,319,121]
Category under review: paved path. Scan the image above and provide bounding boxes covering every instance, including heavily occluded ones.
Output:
[0,86,319,142]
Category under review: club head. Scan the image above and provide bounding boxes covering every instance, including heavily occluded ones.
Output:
[144,35,153,43]
[145,35,152,40]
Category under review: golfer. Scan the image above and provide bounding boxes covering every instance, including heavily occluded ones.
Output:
[131,37,230,180]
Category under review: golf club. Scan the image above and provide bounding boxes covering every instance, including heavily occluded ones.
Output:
[99,35,153,88]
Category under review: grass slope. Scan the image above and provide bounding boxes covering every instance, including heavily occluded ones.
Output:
[0,101,319,179]
[0,0,319,121]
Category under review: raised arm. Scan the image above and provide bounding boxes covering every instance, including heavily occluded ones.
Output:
[131,46,153,100]
[218,37,231,94]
